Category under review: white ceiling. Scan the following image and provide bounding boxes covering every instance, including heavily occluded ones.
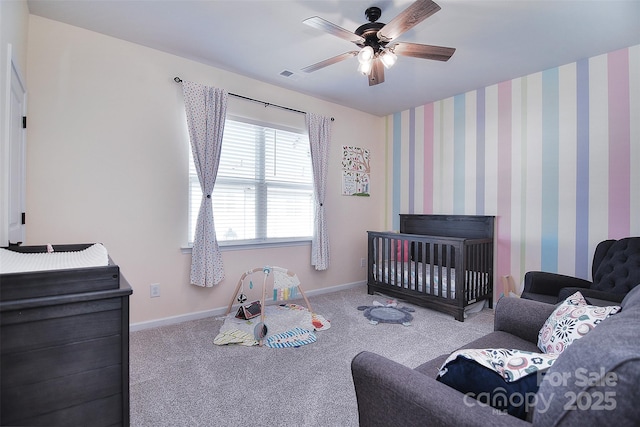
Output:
[27,0,640,117]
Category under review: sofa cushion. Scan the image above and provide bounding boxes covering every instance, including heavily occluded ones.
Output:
[532,289,640,426]
[621,283,640,308]
[495,297,559,344]
[520,291,559,305]
[415,353,449,377]
[537,291,620,354]
[557,286,625,306]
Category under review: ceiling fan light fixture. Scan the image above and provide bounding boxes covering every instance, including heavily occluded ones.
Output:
[380,48,397,69]
[357,59,373,75]
[301,1,456,87]
[357,46,374,63]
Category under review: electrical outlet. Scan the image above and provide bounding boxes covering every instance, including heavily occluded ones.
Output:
[150,283,161,298]
[360,258,366,268]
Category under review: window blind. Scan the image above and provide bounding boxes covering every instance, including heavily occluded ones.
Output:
[189,118,313,245]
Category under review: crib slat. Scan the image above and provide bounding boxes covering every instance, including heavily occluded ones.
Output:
[420,242,427,295]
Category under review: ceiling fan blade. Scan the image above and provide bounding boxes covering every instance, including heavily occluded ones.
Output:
[368,59,385,86]
[392,42,455,61]
[303,16,365,44]
[301,51,359,73]
[377,0,441,42]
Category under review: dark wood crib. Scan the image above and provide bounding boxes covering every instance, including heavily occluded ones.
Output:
[367,215,495,321]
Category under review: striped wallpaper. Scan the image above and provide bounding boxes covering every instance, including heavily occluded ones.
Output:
[384,45,640,300]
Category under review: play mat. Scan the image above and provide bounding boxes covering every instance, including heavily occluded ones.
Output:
[357,299,415,326]
[214,303,330,348]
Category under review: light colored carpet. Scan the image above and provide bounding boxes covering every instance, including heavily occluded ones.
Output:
[130,284,494,426]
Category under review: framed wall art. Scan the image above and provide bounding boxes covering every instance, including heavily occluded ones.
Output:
[341,145,370,197]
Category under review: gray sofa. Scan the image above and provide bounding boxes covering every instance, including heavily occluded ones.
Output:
[351,285,640,427]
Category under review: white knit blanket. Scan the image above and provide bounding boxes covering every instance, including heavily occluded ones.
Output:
[0,244,109,274]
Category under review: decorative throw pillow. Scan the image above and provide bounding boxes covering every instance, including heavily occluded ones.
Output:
[537,291,620,354]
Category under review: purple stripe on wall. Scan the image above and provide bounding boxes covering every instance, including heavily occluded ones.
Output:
[541,69,559,272]
[476,88,486,214]
[575,58,590,278]
[409,108,416,213]
[423,104,434,213]
[607,49,631,238]
[497,81,512,287]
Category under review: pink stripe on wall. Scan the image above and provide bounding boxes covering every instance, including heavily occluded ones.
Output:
[608,49,631,238]
[497,81,512,295]
[423,103,434,213]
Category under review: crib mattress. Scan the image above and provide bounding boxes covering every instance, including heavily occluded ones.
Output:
[374,261,489,299]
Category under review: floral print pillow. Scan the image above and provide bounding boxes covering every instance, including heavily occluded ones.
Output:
[537,291,621,354]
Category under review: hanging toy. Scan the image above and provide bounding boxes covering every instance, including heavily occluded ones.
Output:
[237,277,248,303]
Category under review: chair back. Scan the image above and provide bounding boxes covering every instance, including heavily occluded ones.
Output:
[591,237,640,294]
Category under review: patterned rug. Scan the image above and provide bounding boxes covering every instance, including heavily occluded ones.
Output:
[214,303,330,348]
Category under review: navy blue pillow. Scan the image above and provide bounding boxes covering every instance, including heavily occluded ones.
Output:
[436,357,542,420]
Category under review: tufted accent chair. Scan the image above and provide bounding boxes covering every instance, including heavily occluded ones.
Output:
[521,237,640,306]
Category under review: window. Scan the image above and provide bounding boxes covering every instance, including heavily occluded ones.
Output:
[189,118,314,246]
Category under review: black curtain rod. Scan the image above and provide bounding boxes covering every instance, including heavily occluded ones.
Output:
[174,77,334,121]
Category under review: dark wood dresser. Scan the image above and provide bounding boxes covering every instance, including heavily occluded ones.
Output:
[1,244,132,426]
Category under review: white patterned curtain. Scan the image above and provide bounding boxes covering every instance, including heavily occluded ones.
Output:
[182,81,228,287]
[306,113,332,270]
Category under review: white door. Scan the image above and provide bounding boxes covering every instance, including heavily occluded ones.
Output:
[7,60,27,245]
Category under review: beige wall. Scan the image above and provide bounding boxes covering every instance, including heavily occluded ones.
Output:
[0,0,29,244]
[26,15,386,325]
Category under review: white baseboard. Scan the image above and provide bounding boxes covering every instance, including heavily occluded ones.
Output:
[129,280,366,332]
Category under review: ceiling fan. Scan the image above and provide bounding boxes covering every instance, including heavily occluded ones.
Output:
[301,0,455,86]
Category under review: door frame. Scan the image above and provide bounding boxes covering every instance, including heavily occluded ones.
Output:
[2,44,27,246]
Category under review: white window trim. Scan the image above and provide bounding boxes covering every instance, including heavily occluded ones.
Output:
[181,239,311,254]
[187,115,314,249]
